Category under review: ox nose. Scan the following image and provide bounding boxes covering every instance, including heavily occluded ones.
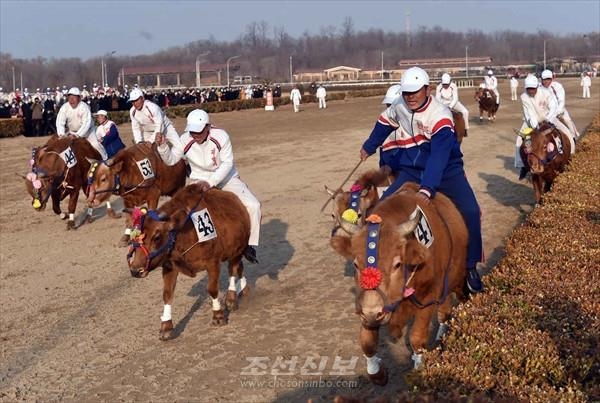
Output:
[360,310,388,328]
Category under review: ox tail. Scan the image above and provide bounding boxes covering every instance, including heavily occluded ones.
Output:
[243,246,259,264]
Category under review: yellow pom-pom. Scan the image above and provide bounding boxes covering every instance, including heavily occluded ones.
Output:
[33,199,41,209]
[521,127,533,136]
[341,208,359,224]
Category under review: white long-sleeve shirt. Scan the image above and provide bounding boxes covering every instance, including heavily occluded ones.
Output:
[545,81,567,113]
[129,100,175,144]
[157,127,238,188]
[521,86,559,129]
[316,87,326,99]
[435,83,459,109]
[56,101,93,138]
[484,75,498,91]
[290,88,302,104]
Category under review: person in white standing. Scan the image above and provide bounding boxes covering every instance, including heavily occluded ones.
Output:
[435,73,470,132]
[56,87,107,159]
[515,74,575,180]
[155,109,261,263]
[316,84,327,109]
[581,72,591,98]
[510,75,519,101]
[484,69,500,107]
[290,85,302,112]
[128,88,179,145]
[540,69,579,140]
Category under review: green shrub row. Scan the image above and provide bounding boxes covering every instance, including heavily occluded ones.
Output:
[400,114,600,402]
[0,118,24,138]
[0,90,375,138]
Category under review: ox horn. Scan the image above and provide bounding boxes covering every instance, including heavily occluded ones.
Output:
[397,207,421,237]
[15,172,28,180]
[324,185,338,197]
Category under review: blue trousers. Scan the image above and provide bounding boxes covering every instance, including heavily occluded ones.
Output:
[381,171,483,268]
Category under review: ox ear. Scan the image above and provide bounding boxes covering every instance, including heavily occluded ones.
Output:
[403,239,430,266]
[111,160,124,173]
[398,207,421,237]
[330,235,353,260]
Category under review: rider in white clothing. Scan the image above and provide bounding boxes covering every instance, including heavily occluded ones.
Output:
[128,88,179,145]
[56,87,106,159]
[435,73,470,131]
[156,109,261,258]
[484,70,500,105]
[541,69,579,139]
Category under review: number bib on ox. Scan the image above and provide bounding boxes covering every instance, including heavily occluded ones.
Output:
[191,208,217,242]
[136,158,155,180]
[60,147,77,168]
[413,205,434,248]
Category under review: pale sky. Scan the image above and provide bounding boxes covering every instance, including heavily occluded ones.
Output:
[1,0,599,60]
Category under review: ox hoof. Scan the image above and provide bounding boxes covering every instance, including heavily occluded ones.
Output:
[367,365,388,386]
[159,320,174,341]
[86,215,95,224]
[239,283,251,297]
[225,290,239,311]
[66,220,76,230]
[211,309,227,326]
[107,209,122,219]
[118,234,130,247]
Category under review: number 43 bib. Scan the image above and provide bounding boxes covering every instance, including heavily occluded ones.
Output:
[191,208,217,242]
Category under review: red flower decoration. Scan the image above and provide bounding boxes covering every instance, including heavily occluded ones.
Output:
[360,267,382,289]
[366,214,382,224]
[350,183,364,192]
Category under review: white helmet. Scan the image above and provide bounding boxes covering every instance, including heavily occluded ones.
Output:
[382,84,401,104]
[524,74,539,89]
[400,67,430,92]
[541,69,553,79]
[441,73,451,84]
[67,87,81,96]
[185,109,210,132]
[128,88,144,102]
[487,70,493,75]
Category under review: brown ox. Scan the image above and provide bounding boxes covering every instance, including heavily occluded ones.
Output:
[24,135,113,229]
[330,182,468,385]
[519,122,572,204]
[452,110,467,143]
[474,87,499,122]
[326,166,392,237]
[125,183,253,340]
[87,142,187,245]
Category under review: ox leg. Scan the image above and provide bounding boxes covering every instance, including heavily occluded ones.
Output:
[360,326,388,386]
[226,257,248,311]
[435,299,454,343]
[532,175,543,205]
[388,307,411,343]
[51,189,62,216]
[66,190,79,230]
[159,266,178,341]
[120,201,134,247]
[106,200,122,219]
[207,263,226,326]
[408,306,436,369]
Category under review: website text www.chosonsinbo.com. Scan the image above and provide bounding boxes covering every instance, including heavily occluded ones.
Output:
[240,376,360,389]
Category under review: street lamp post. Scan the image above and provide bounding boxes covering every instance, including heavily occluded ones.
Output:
[102,50,117,87]
[465,45,469,78]
[381,51,384,80]
[226,55,240,87]
[289,56,293,84]
[195,51,211,88]
[543,40,547,69]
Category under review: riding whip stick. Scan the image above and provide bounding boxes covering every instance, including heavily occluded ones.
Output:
[320,159,364,213]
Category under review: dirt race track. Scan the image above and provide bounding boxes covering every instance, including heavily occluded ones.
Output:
[1,78,598,402]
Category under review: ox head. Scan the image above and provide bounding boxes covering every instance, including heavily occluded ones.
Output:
[125,207,171,278]
[24,146,64,211]
[331,205,430,328]
[86,157,123,207]
[327,167,392,237]
[524,124,560,174]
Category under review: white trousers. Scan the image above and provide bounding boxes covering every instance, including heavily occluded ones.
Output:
[221,176,261,246]
[293,100,300,112]
[511,88,518,101]
[582,86,591,98]
[558,110,579,139]
[318,97,326,109]
[86,133,108,160]
[452,101,469,130]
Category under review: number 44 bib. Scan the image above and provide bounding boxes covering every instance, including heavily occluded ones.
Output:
[191,208,217,242]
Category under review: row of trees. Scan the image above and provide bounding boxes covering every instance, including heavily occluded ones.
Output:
[1,18,598,90]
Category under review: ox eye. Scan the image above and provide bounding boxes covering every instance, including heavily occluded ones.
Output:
[352,259,359,269]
